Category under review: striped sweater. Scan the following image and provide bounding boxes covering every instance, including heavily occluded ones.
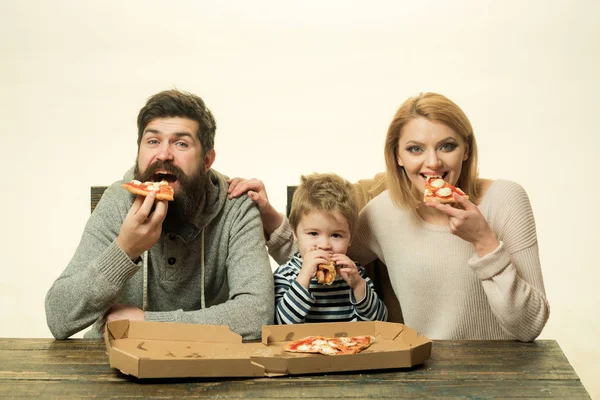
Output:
[274,253,388,324]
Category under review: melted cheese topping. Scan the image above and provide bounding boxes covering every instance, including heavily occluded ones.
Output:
[437,187,452,197]
[430,178,445,188]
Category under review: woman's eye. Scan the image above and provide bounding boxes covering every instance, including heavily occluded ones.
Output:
[407,146,423,153]
[440,143,457,151]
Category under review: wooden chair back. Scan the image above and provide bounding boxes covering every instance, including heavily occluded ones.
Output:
[90,186,108,213]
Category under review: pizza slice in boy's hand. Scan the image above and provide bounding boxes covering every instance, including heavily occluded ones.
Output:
[120,180,174,201]
[424,175,468,204]
[316,261,336,285]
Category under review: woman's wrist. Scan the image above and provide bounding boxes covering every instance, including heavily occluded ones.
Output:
[474,231,500,257]
[260,205,284,239]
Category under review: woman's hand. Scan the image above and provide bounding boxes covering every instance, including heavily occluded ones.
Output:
[227,178,283,238]
[426,193,499,257]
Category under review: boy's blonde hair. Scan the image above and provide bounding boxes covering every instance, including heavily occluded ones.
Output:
[289,173,358,235]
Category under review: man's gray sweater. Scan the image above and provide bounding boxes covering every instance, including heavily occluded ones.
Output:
[45,168,274,340]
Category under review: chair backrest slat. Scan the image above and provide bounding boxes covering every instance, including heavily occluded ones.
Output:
[91,186,108,213]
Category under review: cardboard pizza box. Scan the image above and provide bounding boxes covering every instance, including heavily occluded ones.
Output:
[258,320,432,376]
[104,320,432,379]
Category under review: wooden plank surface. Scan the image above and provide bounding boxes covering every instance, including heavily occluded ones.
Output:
[0,339,591,399]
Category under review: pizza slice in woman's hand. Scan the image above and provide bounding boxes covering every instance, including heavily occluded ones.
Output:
[120,180,174,201]
[424,175,468,204]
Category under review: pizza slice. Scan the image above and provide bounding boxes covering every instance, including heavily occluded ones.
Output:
[283,335,375,356]
[316,261,336,285]
[120,180,174,201]
[334,335,376,354]
[424,175,468,204]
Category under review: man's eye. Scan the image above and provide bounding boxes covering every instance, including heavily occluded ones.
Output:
[147,139,159,145]
[407,146,423,153]
[440,143,457,151]
[175,141,189,148]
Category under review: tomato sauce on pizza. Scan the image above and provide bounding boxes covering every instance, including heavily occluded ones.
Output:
[424,176,468,204]
[284,335,375,356]
[120,180,174,201]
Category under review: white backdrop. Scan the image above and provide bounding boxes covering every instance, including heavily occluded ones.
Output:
[1,0,598,397]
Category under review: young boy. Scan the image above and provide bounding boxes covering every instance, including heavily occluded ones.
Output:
[274,173,388,324]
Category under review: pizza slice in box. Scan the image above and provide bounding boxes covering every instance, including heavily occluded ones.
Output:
[283,335,375,356]
[120,180,174,201]
[424,175,468,204]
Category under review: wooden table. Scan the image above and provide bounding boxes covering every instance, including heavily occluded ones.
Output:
[0,338,590,399]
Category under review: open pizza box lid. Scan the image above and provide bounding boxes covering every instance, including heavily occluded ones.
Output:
[104,320,432,379]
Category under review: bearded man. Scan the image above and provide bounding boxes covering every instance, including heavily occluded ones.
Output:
[45,90,274,340]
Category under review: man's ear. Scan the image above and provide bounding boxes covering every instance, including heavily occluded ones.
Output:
[204,149,216,171]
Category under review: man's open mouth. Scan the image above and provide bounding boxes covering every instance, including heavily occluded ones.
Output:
[151,172,178,183]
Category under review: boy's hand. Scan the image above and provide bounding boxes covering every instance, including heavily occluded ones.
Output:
[331,254,361,288]
[297,247,331,289]
[332,254,367,302]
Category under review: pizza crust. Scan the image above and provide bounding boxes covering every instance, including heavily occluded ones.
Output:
[424,195,458,204]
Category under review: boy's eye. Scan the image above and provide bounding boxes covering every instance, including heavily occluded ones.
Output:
[307,232,318,236]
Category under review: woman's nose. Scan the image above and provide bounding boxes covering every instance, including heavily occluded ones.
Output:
[426,151,442,168]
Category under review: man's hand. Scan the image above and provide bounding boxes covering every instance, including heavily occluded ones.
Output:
[332,253,367,302]
[105,303,144,323]
[227,178,283,238]
[116,192,168,260]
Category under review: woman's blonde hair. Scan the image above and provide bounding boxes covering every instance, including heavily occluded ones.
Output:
[289,173,358,235]
[384,92,480,208]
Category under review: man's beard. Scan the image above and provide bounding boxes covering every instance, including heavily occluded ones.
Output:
[134,160,207,223]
